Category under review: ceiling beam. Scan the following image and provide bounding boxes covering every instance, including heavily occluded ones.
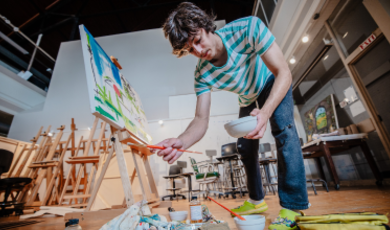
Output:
[29,17,74,38]
[28,0,44,14]
[80,0,253,18]
[3,0,73,40]
[108,0,129,33]
[69,0,90,40]
[69,18,80,41]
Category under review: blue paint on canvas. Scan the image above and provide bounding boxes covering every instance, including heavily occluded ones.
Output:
[84,27,123,88]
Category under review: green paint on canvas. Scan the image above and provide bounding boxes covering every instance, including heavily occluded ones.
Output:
[95,96,103,104]
[96,106,116,121]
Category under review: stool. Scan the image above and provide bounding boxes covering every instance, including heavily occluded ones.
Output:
[162,165,186,201]
[259,159,277,195]
[307,178,329,195]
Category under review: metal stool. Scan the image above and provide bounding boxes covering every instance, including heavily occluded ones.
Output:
[307,178,329,195]
[259,143,278,195]
[259,159,276,195]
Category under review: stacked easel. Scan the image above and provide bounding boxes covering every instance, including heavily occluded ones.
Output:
[55,116,160,211]
[64,116,161,223]
[5,115,159,214]
[15,119,91,207]
[56,117,110,207]
[20,124,69,207]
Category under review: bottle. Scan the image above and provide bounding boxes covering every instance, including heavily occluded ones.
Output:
[65,219,82,230]
[189,197,202,224]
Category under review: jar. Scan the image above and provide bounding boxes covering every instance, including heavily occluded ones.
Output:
[189,198,202,223]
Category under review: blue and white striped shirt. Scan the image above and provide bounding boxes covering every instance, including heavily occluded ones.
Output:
[194,16,275,107]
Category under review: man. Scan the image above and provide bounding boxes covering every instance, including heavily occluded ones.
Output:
[157,2,309,229]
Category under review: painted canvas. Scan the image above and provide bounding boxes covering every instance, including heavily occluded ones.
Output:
[303,94,339,141]
[79,25,151,143]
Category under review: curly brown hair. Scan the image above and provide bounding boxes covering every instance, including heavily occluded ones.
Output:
[163,2,216,58]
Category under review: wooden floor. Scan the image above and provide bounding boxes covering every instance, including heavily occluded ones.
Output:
[1,186,390,229]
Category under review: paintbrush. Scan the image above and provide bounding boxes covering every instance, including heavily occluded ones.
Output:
[127,142,202,154]
[207,196,246,221]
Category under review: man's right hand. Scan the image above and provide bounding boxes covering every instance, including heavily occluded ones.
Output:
[155,138,184,164]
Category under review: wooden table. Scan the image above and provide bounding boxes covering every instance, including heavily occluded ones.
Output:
[302,134,383,190]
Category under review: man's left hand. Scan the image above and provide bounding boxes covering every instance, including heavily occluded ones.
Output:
[244,109,271,139]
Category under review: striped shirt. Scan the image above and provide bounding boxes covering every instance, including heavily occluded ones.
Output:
[194,16,275,107]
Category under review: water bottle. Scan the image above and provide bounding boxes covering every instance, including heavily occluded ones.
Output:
[65,219,82,230]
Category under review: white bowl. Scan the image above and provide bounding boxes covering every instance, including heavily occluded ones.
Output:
[224,116,257,138]
[234,215,265,230]
[169,211,188,221]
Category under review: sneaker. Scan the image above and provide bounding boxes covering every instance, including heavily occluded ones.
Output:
[268,209,303,230]
[230,200,268,216]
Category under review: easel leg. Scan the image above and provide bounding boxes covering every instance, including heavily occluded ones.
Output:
[114,132,134,207]
[85,137,116,211]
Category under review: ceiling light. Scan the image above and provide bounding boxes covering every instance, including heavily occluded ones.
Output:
[323,55,329,60]
[342,32,348,38]
[158,120,164,125]
[302,36,309,43]
[88,127,91,131]
[289,57,296,64]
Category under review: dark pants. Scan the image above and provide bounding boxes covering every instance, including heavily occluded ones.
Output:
[237,76,309,210]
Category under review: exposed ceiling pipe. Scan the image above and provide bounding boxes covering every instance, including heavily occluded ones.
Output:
[0,14,56,63]
[3,0,61,38]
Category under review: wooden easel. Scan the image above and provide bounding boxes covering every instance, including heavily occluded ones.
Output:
[84,124,160,211]
[56,56,159,210]
[18,119,78,206]
[56,117,110,207]
[51,115,159,211]
[23,125,66,206]
[5,126,42,178]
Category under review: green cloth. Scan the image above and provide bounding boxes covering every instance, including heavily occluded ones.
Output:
[296,212,389,230]
[189,157,199,173]
[195,172,219,180]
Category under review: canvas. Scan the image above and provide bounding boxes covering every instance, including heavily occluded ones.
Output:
[79,25,151,143]
[303,94,339,141]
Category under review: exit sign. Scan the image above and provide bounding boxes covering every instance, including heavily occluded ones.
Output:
[359,34,376,50]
